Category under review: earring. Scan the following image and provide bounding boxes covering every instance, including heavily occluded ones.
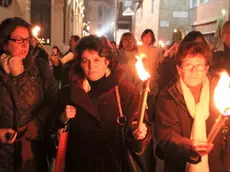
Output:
[105,68,111,77]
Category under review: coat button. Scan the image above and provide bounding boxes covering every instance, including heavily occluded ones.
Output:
[102,100,108,104]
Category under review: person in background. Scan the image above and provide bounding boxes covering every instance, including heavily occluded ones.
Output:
[61,35,80,64]
[138,29,162,121]
[211,20,230,73]
[117,32,141,87]
[50,35,80,89]
[0,17,57,172]
[30,37,49,63]
[155,42,228,172]
[51,46,62,58]
[54,35,152,172]
[157,31,209,94]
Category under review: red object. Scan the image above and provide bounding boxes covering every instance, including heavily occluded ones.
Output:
[54,130,69,172]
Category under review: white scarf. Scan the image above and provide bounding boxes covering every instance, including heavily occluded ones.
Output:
[180,78,210,172]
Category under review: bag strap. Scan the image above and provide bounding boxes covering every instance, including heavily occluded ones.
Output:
[114,85,127,172]
[115,86,127,126]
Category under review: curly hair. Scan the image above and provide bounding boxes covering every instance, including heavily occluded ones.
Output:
[76,35,115,63]
[0,17,32,55]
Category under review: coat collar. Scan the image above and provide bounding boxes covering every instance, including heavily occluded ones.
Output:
[69,61,125,124]
[167,73,220,133]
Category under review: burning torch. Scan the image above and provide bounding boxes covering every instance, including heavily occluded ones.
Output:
[135,56,150,129]
[32,26,52,59]
[208,71,230,143]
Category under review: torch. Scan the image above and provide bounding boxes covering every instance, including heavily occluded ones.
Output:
[32,26,52,59]
[135,56,150,130]
[208,71,230,143]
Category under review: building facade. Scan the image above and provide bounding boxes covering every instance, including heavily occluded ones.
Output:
[134,0,189,46]
[0,0,85,52]
[189,0,230,50]
[84,0,115,41]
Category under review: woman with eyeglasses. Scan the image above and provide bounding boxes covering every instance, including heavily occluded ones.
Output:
[155,42,228,172]
[0,17,57,171]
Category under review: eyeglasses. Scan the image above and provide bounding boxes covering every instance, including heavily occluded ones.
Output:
[8,37,32,44]
[180,63,207,71]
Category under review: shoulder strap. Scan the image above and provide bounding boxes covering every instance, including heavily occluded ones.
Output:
[115,85,127,126]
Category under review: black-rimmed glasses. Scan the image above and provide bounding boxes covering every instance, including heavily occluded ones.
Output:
[180,63,208,71]
[8,37,32,44]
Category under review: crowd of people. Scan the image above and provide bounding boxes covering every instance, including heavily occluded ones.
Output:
[0,16,230,172]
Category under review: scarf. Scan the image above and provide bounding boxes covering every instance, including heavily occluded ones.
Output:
[180,78,210,172]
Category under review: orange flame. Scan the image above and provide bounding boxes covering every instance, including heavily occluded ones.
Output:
[214,71,230,116]
[135,56,150,81]
[32,26,41,37]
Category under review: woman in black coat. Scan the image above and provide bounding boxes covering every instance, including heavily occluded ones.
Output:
[0,17,57,172]
[55,35,152,172]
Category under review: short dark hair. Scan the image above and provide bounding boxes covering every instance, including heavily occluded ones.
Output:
[52,45,62,56]
[76,35,114,63]
[0,17,32,55]
[176,42,212,66]
[141,29,156,45]
[180,31,208,45]
[71,35,80,42]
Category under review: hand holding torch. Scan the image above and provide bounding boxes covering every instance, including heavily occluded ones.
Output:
[135,56,150,130]
[208,72,230,143]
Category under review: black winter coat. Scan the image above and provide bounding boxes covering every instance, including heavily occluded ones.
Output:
[55,63,152,172]
[0,54,57,172]
[211,45,230,74]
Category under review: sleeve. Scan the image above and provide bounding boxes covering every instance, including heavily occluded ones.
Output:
[155,94,201,163]
[119,81,152,154]
[34,58,58,134]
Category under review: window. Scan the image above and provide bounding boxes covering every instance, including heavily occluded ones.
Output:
[152,0,155,13]
[98,6,103,20]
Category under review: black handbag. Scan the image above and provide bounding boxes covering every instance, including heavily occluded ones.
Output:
[115,86,155,172]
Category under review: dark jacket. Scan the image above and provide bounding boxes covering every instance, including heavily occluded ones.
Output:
[55,62,152,172]
[155,73,227,172]
[157,55,177,93]
[211,45,230,74]
[0,54,57,172]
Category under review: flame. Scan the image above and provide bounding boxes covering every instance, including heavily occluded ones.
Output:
[135,56,150,81]
[32,26,41,37]
[137,41,143,46]
[214,71,230,116]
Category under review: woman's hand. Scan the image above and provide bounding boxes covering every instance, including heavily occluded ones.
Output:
[65,105,76,121]
[191,140,213,156]
[0,128,16,144]
[8,56,24,76]
[131,121,148,140]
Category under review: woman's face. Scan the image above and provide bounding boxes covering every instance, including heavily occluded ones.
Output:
[122,36,134,51]
[142,32,152,46]
[177,55,209,87]
[80,50,110,81]
[4,26,30,59]
[52,48,58,55]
